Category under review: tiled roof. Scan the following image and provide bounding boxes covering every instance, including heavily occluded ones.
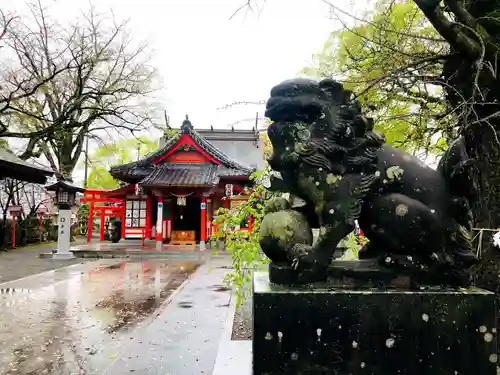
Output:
[109,116,255,184]
[0,147,54,184]
[140,163,220,188]
[45,179,85,193]
[196,128,265,171]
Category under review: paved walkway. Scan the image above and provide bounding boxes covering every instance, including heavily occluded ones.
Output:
[105,258,233,375]
[0,239,89,283]
[0,256,234,375]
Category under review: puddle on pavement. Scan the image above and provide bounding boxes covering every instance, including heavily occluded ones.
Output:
[211,284,231,292]
[0,259,199,375]
[177,301,194,309]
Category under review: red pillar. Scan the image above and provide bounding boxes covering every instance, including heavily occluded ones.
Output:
[200,196,207,246]
[248,215,254,233]
[39,214,43,242]
[146,195,152,239]
[121,199,126,239]
[87,201,94,243]
[99,208,105,241]
[11,215,16,249]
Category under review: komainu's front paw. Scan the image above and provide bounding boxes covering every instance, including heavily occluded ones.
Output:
[289,243,322,270]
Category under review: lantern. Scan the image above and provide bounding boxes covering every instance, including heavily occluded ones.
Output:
[45,179,84,209]
[45,178,84,259]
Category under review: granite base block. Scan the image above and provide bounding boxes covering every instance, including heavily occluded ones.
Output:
[252,272,497,375]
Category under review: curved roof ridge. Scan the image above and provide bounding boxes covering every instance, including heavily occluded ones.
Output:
[109,124,255,182]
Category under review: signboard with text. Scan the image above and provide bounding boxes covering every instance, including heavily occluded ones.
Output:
[8,205,22,216]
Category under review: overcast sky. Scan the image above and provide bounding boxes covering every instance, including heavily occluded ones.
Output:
[93,0,336,130]
[37,0,341,132]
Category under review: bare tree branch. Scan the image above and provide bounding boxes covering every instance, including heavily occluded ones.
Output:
[0,1,160,178]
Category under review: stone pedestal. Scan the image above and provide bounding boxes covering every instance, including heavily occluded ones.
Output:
[54,208,75,259]
[252,272,497,375]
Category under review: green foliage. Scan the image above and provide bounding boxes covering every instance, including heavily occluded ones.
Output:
[338,232,362,260]
[77,204,90,236]
[164,128,179,141]
[84,136,158,189]
[87,167,121,190]
[211,184,270,306]
[301,0,451,153]
[0,217,53,249]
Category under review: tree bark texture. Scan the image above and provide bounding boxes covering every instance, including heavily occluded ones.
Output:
[414,0,500,292]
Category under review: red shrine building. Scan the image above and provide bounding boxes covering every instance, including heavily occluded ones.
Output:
[82,116,264,248]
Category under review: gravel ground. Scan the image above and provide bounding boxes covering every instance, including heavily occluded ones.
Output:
[231,293,253,340]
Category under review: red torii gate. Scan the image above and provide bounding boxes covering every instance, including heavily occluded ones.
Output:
[80,189,126,242]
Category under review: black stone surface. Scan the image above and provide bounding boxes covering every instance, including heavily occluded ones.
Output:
[253,272,498,375]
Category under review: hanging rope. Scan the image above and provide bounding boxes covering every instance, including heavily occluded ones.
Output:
[169,192,194,206]
[471,228,500,258]
[169,192,194,198]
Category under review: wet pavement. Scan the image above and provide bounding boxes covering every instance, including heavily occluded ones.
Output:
[104,259,233,375]
[0,240,89,283]
[0,258,208,375]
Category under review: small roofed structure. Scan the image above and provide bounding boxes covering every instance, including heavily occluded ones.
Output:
[0,147,54,184]
[84,115,265,247]
[45,179,85,208]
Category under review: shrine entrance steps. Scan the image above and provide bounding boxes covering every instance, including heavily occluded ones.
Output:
[69,240,224,260]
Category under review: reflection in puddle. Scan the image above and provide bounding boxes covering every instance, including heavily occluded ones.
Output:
[0,260,199,375]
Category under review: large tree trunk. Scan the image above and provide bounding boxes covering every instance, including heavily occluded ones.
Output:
[414,0,500,293]
[439,51,500,295]
[465,118,500,293]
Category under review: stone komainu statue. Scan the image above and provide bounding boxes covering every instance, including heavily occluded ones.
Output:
[260,78,478,286]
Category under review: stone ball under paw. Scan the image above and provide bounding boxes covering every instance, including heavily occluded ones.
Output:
[259,209,313,263]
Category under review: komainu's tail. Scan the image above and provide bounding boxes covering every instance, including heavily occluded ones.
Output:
[437,137,478,205]
[437,136,478,264]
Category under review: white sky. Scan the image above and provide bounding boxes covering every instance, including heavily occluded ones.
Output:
[115,0,336,130]
[50,0,337,131]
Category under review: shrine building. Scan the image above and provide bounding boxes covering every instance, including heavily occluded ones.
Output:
[83,116,264,248]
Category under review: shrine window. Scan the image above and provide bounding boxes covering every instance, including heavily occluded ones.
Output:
[125,200,146,227]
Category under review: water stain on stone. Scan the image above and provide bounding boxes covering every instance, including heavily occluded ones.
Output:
[95,264,199,333]
[178,301,194,309]
[211,284,231,292]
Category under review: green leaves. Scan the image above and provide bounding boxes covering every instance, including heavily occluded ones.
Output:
[84,136,158,189]
[301,0,451,153]
[86,167,120,190]
[211,184,270,306]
